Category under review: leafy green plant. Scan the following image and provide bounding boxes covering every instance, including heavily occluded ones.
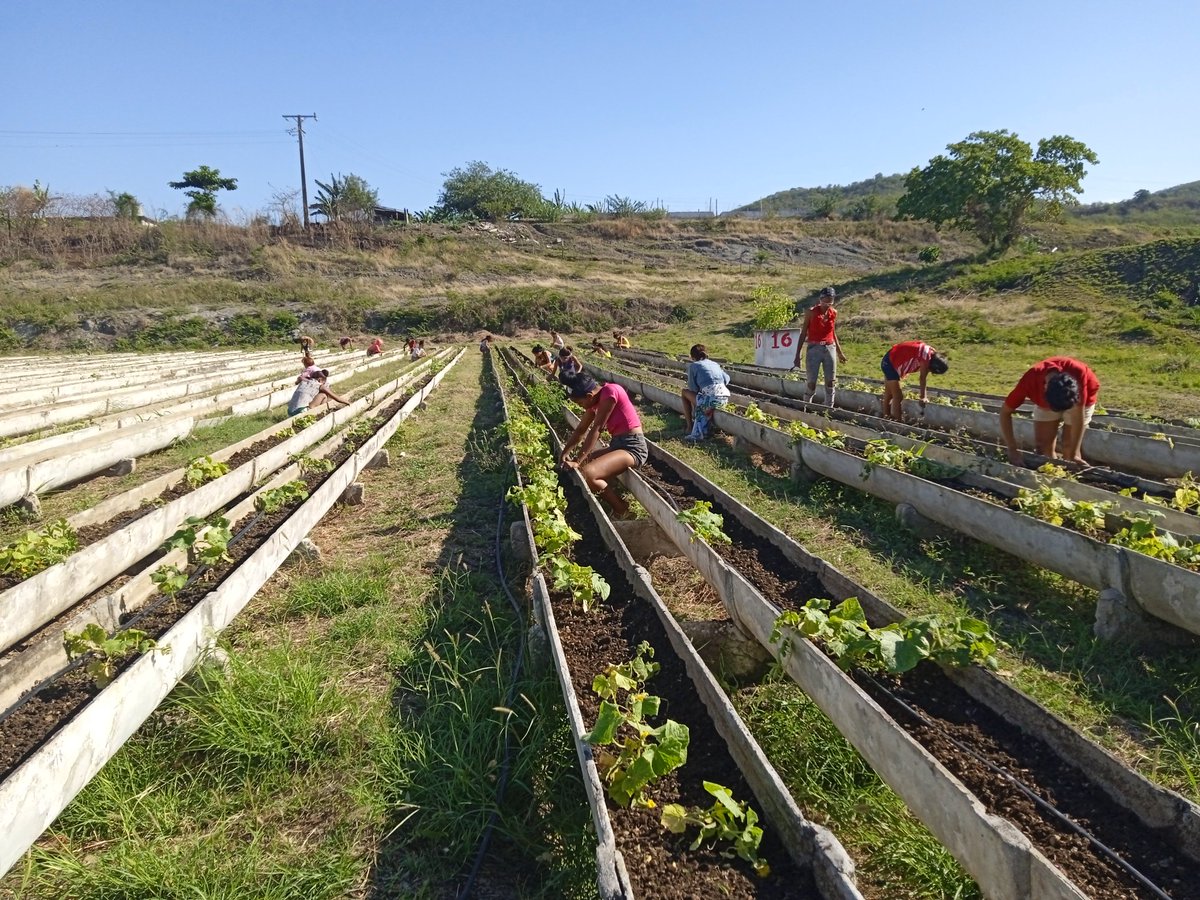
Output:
[786,420,845,448]
[503,401,610,609]
[290,452,334,476]
[63,623,162,688]
[548,556,610,611]
[150,563,188,597]
[1013,484,1113,535]
[917,245,941,264]
[1111,514,1200,568]
[582,642,690,808]
[0,519,78,579]
[741,402,780,429]
[772,598,1001,673]
[748,284,796,331]
[291,414,318,431]
[661,782,769,877]
[254,480,310,514]
[864,439,926,475]
[1168,472,1200,514]
[164,516,234,569]
[676,501,731,545]
[184,455,230,489]
[340,418,376,449]
[1036,462,1075,480]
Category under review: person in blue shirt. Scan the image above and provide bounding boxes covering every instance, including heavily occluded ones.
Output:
[682,344,731,441]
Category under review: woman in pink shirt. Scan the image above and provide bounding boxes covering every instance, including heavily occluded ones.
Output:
[559,373,648,517]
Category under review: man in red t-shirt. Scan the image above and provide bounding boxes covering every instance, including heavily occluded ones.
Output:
[999,357,1100,466]
[791,286,846,407]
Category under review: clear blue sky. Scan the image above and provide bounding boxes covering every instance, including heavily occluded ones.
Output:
[4,0,1197,219]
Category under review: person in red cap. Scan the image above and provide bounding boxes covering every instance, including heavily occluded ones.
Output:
[1000,356,1100,466]
[792,286,846,406]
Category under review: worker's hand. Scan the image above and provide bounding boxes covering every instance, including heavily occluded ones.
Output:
[562,459,580,471]
[837,352,847,364]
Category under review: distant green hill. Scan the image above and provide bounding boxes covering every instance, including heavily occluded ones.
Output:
[733,173,905,218]
[737,174,1200,227]
[1072,181,1200,226]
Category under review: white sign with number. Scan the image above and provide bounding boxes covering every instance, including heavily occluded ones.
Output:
[754,329,803,369]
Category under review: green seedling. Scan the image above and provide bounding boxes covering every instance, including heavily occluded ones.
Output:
[1111,514,1200,568]
[1013,484,1114,535]
[582,642,690,808]
[341,418,376,449]
[150,563,188,597]
[254,480,310,514]
[163,516,233,569]
[741,402,780,429]
[291,414,318,431]
[786,420,845,448]
[184,455,229,489]
[661,782,769,877]
[676,501,731,545]
[548,556,610,611]
[0,519,78,579]
[63,623,163,688]
[289,452,334,476]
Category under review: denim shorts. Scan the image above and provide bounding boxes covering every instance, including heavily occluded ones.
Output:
[880,352,901,381]
[608,431,649,467]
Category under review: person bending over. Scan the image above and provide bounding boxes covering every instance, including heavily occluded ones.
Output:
[532,344,554,372]
[559,373,648,517]
[792,286,846,407]
[682,343,731,441]
[1000,356,1099,466]
[880,341,949,421]
[287,370,349,416]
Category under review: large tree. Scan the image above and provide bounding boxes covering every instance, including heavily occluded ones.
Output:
[896,130,1098,251]
[437,161,544,221]
[309,173,379,223]
[169,165,237,218]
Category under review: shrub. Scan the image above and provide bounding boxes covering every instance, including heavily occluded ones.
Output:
[749,284,796,330]
[918,245,942,264]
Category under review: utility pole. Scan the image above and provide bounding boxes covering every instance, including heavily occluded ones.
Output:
[282,114,317,228]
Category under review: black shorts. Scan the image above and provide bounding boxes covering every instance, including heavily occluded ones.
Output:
[608,432,649,467]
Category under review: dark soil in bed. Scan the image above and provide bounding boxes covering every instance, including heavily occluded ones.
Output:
[550,476,819,899]
[639,455,1199,899]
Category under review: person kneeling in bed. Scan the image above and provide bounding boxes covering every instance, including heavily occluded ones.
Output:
[559,373,648,518]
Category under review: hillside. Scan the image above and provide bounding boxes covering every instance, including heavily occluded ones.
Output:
[1072,180,1200,226]
[1,215,1198,416]
[731,173,906,218]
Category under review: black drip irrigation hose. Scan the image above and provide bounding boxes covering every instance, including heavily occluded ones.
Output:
[458,371,529,900]
[859,671,1174,900]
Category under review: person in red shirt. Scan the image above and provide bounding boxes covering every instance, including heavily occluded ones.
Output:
[1000,357,1100,466]
[559,373,647,517]
[367,337,384,357]
[880,341,949,421]
[791,286,846,406]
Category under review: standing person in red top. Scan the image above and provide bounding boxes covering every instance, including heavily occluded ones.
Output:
[880,341,949,421]
[1000,357,1100,466]
[791,287,846,407]
[559,373,648,517]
